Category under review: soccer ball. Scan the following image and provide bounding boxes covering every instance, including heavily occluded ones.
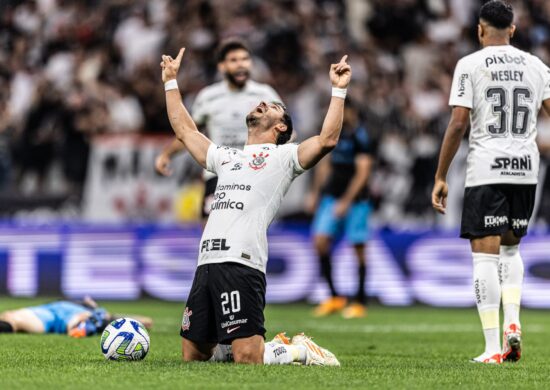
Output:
[100,318,150,361]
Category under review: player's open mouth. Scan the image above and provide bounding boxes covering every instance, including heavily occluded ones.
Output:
[234,70,248,80]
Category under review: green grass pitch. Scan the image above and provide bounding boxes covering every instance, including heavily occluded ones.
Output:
[1,298,548,389]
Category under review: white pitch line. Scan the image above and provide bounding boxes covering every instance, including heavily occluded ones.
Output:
[283,322,546,334]
[149,320,546,335]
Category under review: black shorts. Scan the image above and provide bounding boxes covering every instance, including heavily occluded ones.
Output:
[201,177,218,218]
[180,262,266,344]
[460,184,536,239]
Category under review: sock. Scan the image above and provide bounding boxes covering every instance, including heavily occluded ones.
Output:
[0,320,14,333]
[472,252,501,354]
[263,342,306,365]
[499,245,523,329]
[356,263,367,304]
[320,254,338,297]
[209,344,233,362]
[293,344,307,364]
[480,329,500,357]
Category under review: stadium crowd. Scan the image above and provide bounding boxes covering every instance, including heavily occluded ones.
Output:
[1,0,550,225]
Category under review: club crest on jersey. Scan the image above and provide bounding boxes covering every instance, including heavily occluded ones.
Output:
[181,307,192,331]
[249,152,269,170]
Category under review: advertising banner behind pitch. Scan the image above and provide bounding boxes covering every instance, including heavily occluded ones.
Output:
[1,223,550,307]
[82,134,202,222]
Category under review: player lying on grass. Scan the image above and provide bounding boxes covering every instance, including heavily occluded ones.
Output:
[161,47,351,365]
[0,296,153,337]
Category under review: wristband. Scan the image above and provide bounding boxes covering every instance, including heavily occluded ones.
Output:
[164,79,179,91]
[331,87,347,99]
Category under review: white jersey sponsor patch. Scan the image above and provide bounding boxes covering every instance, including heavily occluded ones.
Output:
[198,143,305,273]
[449,45,550,187]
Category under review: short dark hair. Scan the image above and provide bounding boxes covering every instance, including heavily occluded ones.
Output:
[480,0,513,29]
[273,102,293,145]
[216,38,250,63]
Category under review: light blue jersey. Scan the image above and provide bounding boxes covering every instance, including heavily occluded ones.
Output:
[28,302,90,334]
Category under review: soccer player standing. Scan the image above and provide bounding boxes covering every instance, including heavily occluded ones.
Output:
[307,101,375,319]
[161,48,351,365]
[155,39,281,218]
[432,0,550,364]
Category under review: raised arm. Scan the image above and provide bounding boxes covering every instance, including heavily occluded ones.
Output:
[431,106,471,214]
[161,48,211,169]
[297,56,352,170]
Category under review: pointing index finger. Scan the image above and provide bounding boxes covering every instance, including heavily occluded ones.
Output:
[340,55,348,64]
[175,48,185,63]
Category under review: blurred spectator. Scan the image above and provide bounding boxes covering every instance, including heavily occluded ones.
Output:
[12,79,62,192]
[0,88,12,191]
[0,0,549,226]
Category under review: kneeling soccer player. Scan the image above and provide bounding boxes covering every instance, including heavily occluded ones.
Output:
[0,296,153,337]
[161,47,351,365]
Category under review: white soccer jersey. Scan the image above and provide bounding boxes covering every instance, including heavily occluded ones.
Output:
[449,45,550,187]
[192,80,281,149]
[197,143,305,273]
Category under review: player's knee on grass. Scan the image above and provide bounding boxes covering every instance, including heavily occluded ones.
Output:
[181,338,216,362]
[232,336,264,364]
[232,347,262,364]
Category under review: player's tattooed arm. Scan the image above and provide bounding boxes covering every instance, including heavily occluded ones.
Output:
[161,48,211,169]
[298,55,352,170]
[432,106,470,214]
